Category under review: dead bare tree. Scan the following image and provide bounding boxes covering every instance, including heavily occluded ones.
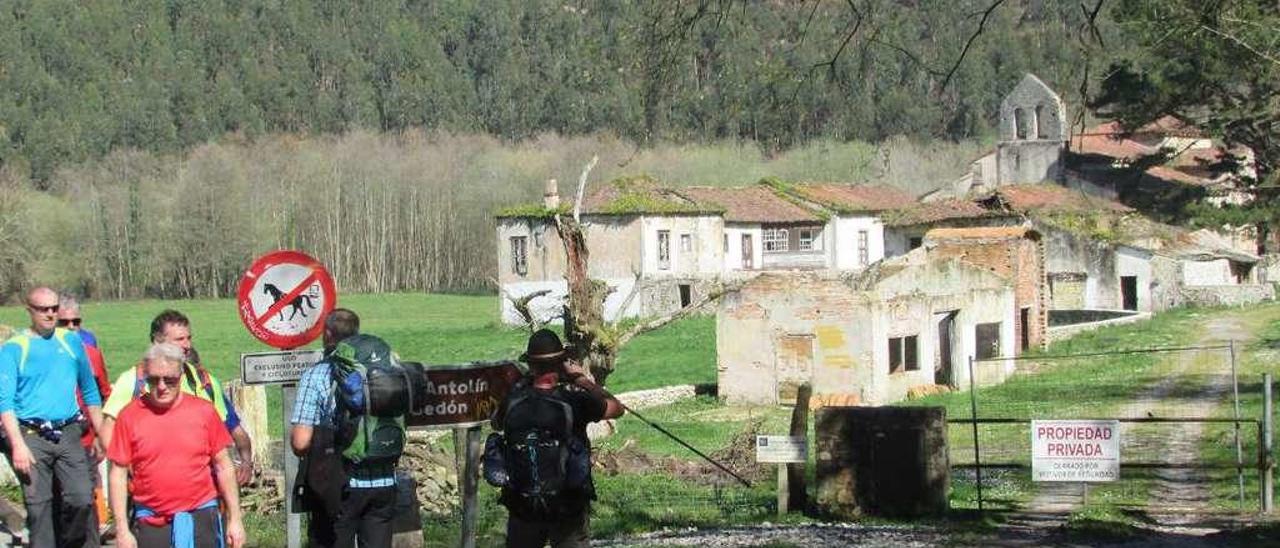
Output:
[507,155,746,386]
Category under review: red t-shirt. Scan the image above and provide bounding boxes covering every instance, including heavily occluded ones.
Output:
[107,395,231,518]
[77,345,112,448]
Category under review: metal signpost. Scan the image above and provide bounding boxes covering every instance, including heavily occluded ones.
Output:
[1031,420,1121,483]
[236,250,336,548]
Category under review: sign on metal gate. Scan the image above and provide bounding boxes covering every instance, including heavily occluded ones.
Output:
[1031,419,1121,482]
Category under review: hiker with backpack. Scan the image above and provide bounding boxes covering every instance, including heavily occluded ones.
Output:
[107,342,245,548]
[488,329,624,548]
[290,308,410,548]
[99,310,255,485]
[0,287,106,547]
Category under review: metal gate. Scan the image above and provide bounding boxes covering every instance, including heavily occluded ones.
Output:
[946,343,1275,514]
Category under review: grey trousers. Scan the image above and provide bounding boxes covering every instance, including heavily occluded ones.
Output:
[19,422,99,548]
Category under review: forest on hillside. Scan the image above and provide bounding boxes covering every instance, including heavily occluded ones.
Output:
[6,0,1268,302]
[0,0,1121,182]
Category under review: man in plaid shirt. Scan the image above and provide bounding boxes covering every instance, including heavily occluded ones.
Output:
[289,309,396,548]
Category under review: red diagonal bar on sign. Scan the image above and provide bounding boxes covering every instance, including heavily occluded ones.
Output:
[254,271,320,326]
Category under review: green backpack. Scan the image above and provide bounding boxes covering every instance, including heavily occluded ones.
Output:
[329,334,411,467]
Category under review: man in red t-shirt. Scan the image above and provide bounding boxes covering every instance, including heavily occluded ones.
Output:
[106,343,245,548]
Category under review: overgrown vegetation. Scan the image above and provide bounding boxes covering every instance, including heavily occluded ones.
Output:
[0,134,988,303]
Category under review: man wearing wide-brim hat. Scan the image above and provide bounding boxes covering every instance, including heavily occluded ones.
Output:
[492,329,623,548]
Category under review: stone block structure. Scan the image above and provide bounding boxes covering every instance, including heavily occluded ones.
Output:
[815,406,948,518]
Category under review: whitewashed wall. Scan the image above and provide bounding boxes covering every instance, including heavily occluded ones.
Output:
[832,215,886,271]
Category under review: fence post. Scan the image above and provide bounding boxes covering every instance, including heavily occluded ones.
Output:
[968,355,983,512]
[785,383,811,514]
[1264,373,1274,513]
[1230,340,1245,509]
[281,384,301,548]
[455,426,483,548]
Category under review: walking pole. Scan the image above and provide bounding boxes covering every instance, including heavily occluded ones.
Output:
[620,402,754,488]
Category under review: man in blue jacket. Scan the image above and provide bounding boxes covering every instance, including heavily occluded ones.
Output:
[0,286,106,547]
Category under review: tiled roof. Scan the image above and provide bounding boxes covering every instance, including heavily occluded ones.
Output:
[883,199,995,227]
[925,226,1039,241]
[991,184,1133,214]
[579,177,720,215]
[1069,121,1155,160]
[676,186,823,223]
[1137,115,1203,138]
[1164,229,1259,263]
[790,183,917,213]
[1145,165,1211,187]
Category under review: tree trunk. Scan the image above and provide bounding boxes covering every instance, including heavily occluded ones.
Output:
[555,215,615,384]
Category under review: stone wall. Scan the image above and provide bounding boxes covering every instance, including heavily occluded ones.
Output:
[1046,311,1151,344]
[815,406,948,518]
[1180,285,1275,307]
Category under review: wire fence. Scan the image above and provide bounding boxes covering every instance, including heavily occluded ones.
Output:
[938,343,1275,514]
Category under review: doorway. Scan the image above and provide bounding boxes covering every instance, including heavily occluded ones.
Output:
[1120,276,1138,311]
[678,284,692,308]
[1019,307,1031,352]
[934,311,958,387]
[741,234,754,269]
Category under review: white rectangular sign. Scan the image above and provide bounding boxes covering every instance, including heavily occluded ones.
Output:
[1031,420,1120,482]
[755,435,807,464]
[241,349,324,385]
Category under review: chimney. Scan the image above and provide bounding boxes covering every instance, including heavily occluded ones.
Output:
[543,179,560,209]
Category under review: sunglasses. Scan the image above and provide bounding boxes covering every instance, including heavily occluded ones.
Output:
[27,304,59,314]
[146,375,182,388]
[56,318,82,327]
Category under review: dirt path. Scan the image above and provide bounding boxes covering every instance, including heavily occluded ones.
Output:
[1005,315,1254,538]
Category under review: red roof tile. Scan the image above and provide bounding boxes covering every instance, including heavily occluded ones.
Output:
[884,199,994,227]
[676,186,822,223]
[791,184,917,213]
[1137,115,1203,138]
[994,184,1133,214]
[925,226,1039,240]
[1069,122,1155,160]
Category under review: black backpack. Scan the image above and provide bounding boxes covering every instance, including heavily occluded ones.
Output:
[490,384,590,519]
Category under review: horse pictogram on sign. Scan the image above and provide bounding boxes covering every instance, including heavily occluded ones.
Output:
[237,250,337,349]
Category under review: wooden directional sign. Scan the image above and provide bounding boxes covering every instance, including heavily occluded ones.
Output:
[237,250,337,350]
[406,361,524,430]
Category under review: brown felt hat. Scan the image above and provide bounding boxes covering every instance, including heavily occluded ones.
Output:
[520,329,569,363]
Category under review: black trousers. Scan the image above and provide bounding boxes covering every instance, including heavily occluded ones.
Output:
[307,485,396,548]
[505,509,590,548]
[132,506,222,548]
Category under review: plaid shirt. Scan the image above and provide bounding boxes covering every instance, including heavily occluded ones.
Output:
[290,361,394,488]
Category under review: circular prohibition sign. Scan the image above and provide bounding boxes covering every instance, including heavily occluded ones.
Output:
[236,250,337,349]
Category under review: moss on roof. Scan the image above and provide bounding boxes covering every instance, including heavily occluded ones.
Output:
[494,202,571,219]
[588,175,723,215]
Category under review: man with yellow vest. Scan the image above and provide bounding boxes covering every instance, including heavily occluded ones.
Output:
[99,310,254,484]
[0,287,106,547]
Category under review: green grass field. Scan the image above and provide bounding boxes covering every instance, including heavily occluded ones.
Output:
[0,292,717,426]
[5,294,1278,545]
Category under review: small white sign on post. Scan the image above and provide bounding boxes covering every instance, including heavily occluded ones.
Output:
[755,435,807,464]
[241,349,325,385]
[1031,420,1121,482]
